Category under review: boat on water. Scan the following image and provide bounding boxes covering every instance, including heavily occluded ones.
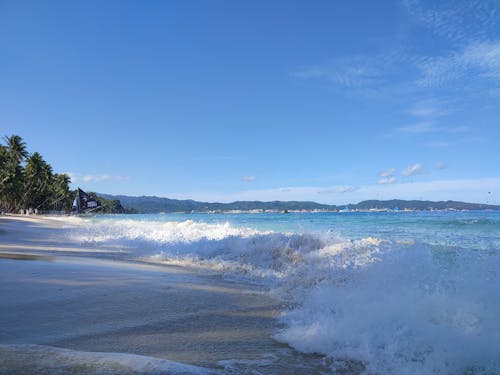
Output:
[71,188,101,215]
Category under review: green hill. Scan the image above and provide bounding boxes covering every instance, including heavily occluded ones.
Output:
[98,194,500,213]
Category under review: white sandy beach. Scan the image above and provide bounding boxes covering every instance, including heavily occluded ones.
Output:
[0,215,331,374]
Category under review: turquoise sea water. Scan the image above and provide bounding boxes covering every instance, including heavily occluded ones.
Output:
[85,210,500,251]
[68,211,500,374]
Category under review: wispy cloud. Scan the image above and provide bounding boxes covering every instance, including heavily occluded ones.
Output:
[292,57,383,89]
[402,163,424,177]
[378,176,397,185]
[378,168,397,184]
[242,176,256,182]
[425,136,484,148]
[436,161,447,169]
[293,39,500,96]
[67,172,130,183]
[416,40,500,88]
[379,168,396,178]
[394,98,469,136]
[396,121,437,133]
[317,186,358,194]
[172,177,500,205]
[293,1,499,97]
[408,99,454,118]
[409,107,439,118]
[396,121,469,134]
[403,0,498,46]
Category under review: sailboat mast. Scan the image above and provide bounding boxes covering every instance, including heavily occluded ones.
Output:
[76,188,81,214]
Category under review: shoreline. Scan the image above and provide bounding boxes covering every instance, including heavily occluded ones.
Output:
[0,216,279,370]
[0,216,331,373]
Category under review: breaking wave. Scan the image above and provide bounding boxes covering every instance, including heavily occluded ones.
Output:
[67,217,500,374]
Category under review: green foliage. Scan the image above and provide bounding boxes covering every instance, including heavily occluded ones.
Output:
[100,194,500,213]
[23,152,53,209]
[0,134,129,214]
[51,174,73,212]
[0,134,73,213]
[0,135,28,211]
[87,192,128,214]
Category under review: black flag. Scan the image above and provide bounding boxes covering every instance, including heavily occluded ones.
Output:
[72,188,101,213]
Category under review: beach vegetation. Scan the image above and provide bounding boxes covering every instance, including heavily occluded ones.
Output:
[86,191,133,214]
[0,135,73,213]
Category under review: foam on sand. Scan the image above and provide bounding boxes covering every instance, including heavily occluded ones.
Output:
[67,217,500,374]
[3,214,500,374]
[0,344,217,374]
[0,224,282,372]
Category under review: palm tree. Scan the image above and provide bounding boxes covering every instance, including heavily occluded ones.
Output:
[23,152,53,210]
[0,145,9,211]
[0,135,76,213]
[1,135,28,211]
[4,135,28,165]
[0,145,7,167]
[50,173,72,212]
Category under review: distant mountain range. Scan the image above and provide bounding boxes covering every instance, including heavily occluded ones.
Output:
[98,194,500,213]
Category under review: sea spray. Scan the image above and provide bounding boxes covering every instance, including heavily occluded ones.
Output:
[275,241,500,374]
[65,213,500,374]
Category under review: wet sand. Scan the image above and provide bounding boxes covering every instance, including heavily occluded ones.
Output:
[0,216,331,374]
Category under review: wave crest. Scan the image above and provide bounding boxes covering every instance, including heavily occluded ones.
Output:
[67,218,500,374]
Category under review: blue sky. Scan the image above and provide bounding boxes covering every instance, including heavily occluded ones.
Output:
[1,0,499,204]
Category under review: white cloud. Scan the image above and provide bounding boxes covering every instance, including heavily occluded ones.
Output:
[408,99,454,118]
[396,121,469,135]
[242,176,256,182]
[397,121,438,133]
[291,54,391,89]
[416,40,500,88]
[317,186,358,194]
[396,100,469,136]
[403,0,498,46]
[67,172,130,183]
[378,168,397,184]
[409,107,439,118]
[402,163,424,177]
[409,105,440,118]
[436,161,447,169]
[378,176,397,185]
[462,41,500,79]
[379,168,396,177]
[293,0,500,98]
[170,177,500,205]
[426,136,483,148]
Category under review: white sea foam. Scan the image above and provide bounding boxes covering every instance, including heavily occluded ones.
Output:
[67,218,500,374]
[275,242,500,374]
[68,219,326,281]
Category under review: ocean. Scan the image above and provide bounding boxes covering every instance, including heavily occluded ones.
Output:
[65,211,500,374]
